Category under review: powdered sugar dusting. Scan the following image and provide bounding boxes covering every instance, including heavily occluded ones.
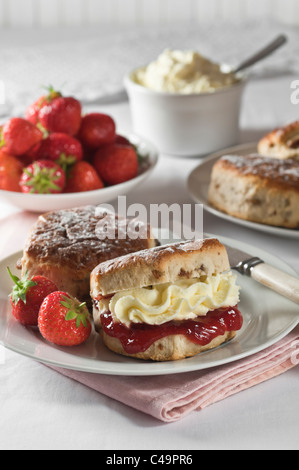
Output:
[221,154,299,189]
[24,205,155,270]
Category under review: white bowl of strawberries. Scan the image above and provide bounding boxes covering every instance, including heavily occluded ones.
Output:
[0,88,158,213]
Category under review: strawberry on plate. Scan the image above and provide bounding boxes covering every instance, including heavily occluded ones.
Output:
[38,291,92,346]
[0,150,23,192]
[39,95,82,136]
[64,160,104,193]
[36,132,83,170]
[93,143,138,185]
[20,160,66,194]
[78,113,116,149]
[8,268,58,326]
[0,117,43,156]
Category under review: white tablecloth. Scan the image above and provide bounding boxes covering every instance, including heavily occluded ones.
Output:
[1,23,299,450]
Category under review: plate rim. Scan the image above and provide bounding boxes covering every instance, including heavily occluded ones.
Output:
[187,141,299,239]
[1,234,298,376]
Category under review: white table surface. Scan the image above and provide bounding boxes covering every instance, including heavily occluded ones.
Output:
[1,25,299,451]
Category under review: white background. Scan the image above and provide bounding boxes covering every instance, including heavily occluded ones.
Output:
[0,0,298,27]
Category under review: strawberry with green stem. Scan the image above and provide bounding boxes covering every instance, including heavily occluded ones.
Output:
[7,267,58,326]
[39,93,82,137]
[25,86,62,125]
[38,291,92,346]
[20,160,66,194]
[0,117,43,156]
[36,132,83,172]
[26,86,82,136]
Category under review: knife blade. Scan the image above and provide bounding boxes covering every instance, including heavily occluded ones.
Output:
[225,244,299,304]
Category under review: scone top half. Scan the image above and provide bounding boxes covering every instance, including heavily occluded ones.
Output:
[90,238,240,327]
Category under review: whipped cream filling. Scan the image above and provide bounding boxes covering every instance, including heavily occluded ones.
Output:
[98,272,240,327]
[133,49,238,94]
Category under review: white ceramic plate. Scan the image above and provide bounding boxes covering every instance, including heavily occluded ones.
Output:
[0,233,298,376]
[188,142,299,239]
[0,133,158,213]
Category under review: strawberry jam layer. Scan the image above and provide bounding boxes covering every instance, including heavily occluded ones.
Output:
[100,306,243,354]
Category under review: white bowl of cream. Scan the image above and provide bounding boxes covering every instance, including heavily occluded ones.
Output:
[124,49,247,157]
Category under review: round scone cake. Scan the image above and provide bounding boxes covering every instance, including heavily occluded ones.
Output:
[18,205,158,303]
[90,239,243,361]
[208,154,299,229]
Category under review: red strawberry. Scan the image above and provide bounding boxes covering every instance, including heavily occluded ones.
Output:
[36,132,83,170]
[19,141,42,166]
[0,117,43,156]
[20,160,66,194]
[39,96,82,136]
[64,160,104,193]
[93,144,138,185]
[25,95,47,125]
[25,87,61,125]
[78,113,116,149]
[0,150,23,192]
[115,134,132,146]
[38,291,92,346]
[8,268,58,326]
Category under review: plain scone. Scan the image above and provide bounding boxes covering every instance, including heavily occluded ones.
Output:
[258,120,299,160]
[18,205,158,302]
[208,154,299,229]
[91,238,241,361]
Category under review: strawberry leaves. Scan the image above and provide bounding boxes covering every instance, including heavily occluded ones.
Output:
[22,164,62,193]
[43,85,62,103]
[60,295,90,328]
[20,160,65,194]
[56,152,78,174]
[7,267,37,305]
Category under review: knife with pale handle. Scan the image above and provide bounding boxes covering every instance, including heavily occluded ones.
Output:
[225,245,299,304]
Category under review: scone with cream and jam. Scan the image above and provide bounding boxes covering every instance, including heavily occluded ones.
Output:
[90,239,243,361]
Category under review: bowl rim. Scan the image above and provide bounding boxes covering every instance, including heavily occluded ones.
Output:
[124,63,247,98]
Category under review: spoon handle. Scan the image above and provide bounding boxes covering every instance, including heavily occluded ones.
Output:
[234,34,288,73]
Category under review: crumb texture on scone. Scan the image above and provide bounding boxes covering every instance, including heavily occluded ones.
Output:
[208,154,299,228]
[91,238,230,296]
[91,238,243,362]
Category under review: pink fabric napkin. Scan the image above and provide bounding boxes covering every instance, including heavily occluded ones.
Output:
[1,212,299,422]
[47,327,299,422]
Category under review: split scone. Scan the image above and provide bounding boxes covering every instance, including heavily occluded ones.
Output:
[208,154,299,229]
[258,120,299,160]
[90,239,243,361]
[18,205,158,302]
